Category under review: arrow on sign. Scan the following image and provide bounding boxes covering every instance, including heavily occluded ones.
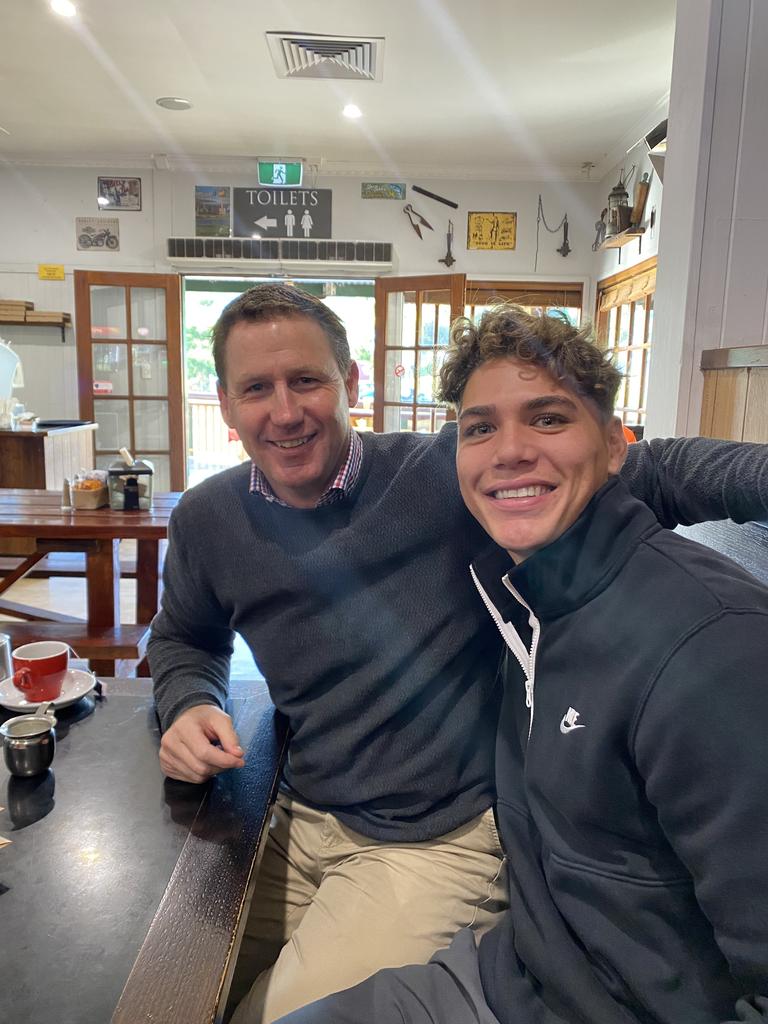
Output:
[254,216,278,230]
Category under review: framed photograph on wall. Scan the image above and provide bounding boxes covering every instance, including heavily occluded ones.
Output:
[97,176,142,211]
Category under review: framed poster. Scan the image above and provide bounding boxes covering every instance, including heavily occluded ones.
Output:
[97,176,142,211]
[195,186,231,237]
[467,211,517,250]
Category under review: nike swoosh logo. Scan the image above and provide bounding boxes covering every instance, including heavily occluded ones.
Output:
[560,718,586,734]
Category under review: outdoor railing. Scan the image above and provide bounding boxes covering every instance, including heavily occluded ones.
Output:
[187,393,245,481]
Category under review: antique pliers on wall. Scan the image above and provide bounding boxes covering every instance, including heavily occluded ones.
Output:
[403,203,434,239]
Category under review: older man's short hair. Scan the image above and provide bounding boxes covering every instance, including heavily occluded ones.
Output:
[212,283,351,387]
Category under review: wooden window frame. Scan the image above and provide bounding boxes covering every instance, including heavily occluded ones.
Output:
[595,257,657,426]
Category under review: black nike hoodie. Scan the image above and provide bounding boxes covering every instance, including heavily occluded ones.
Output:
[472,477,768,1024]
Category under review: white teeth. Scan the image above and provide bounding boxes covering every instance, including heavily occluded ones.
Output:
[493,485,551,499]
[274,437,310,449]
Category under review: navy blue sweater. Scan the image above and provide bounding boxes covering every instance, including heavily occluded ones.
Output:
[150,428,768,842]
[473,478,768,1024]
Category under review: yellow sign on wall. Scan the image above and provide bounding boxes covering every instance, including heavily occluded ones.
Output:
[466,212,517,251]
[37,264,66,281]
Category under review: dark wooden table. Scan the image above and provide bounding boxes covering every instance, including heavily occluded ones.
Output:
[0,488,182,632]
[0,678,288,1024]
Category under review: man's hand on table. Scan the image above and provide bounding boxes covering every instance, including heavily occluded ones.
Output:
[159,705,245,783]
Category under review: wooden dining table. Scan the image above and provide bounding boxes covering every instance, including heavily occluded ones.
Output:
[0,488,182,630]
[0,677,288,1024]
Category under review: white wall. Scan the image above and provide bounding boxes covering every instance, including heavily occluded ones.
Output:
[0,162,602,418]
[648,0,768,437]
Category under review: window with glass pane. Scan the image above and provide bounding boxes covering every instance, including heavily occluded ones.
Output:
[596,262,655,428]
[134,399,170,450]
[93,398,130,450]
[90,285,126,339]
[132,344,168,396]
[383,407,415,432]
[131,288,167,340]
[386,292,417,348]
[381,288,454,432]
[92,343,129,394]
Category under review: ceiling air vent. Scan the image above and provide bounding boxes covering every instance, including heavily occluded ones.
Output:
[266,32,384,81]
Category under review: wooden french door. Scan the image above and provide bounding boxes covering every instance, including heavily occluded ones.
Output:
[74,271,185,491]
[373,274,466,432]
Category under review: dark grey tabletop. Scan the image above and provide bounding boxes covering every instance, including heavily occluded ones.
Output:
[0,678,286,1024]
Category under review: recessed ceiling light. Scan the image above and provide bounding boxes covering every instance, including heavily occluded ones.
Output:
[156,96,192,111]
[342,104,362,120]
[50,0,77,17]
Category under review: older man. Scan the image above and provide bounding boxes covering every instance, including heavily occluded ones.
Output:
[148,285,768,1023]
[278,304,768,1024]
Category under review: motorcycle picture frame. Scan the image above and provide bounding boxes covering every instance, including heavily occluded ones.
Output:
[75,216,120,252]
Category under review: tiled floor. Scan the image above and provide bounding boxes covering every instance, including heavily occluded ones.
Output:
[0,570,263,682]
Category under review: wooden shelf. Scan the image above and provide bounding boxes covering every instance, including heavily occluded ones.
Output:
[598,227,646,251]
[0,316,71,343]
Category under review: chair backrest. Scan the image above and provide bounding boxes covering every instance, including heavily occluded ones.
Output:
[674,520,768,587]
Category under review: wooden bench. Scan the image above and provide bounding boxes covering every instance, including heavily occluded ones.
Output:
[0,622,151,677]
[0,551,139,579]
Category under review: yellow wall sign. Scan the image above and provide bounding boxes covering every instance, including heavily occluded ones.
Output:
[37,264,66,281]
[466,212,517,251]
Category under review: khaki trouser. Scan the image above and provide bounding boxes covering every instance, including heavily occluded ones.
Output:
[228,792,508,1024]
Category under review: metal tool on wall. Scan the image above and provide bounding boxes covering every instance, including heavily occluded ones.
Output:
[534,194,571,270]
[412,185,459,210]
[592,208,608,251]
[403,204,434,239]
[557,217,571,257]
[438,220,456,267]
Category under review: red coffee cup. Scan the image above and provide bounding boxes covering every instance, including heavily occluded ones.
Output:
[12,641,70,703]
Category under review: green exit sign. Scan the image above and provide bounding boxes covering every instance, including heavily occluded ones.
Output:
[257,161,303,187]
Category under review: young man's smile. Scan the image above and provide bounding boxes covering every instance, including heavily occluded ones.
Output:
[456,358,626,563]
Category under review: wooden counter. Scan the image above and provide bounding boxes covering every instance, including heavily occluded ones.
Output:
[0,422,96,490]
[699,346,768,442]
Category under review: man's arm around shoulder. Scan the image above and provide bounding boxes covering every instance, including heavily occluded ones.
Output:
[620,435,768,528]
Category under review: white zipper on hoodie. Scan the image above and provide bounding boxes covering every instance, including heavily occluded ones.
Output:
[471,565,541,740]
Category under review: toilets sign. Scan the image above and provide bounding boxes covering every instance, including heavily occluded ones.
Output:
[233,187,332,239]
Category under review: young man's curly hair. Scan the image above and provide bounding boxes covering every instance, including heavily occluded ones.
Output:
[437,304,622,421]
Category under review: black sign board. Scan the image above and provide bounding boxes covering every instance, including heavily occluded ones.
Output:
[233,188,332,239]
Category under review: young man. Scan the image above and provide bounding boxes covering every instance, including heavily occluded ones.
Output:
[278,305,768,1024]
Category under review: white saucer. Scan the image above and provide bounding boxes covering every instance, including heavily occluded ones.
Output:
[0,668,97,713]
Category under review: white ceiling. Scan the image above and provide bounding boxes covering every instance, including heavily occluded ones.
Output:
[1,0,676,181]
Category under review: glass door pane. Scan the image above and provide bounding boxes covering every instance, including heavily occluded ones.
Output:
[375,275,465,433]
[134,399,170,449]
[90,286,126,338]
[131,288,167,340]
[132,344,168,396]
[92,343,129,395]
[76,271,184,490]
